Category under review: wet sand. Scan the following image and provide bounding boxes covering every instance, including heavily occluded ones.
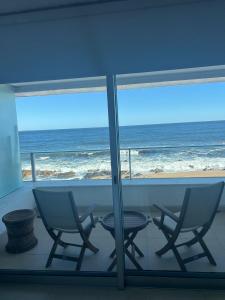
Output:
[22,169,225,180]
[136,170,225,179]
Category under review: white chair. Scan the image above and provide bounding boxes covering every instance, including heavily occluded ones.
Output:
[33,189,99,270]
[153,182,224,271]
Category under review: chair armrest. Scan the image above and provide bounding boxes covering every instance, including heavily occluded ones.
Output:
[80,204,96,223]
[153,204,179,222]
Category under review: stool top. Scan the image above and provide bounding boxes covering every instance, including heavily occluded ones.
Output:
[102,210,148,233]
[2,209,35,224]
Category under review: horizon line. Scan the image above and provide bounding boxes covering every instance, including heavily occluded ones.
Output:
[18,119,225,133]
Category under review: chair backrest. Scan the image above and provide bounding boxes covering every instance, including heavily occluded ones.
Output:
[33,189,80,231]
[180,182,224,230]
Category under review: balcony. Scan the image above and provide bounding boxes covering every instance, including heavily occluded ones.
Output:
[1,139,225,274]
[0,180,225,273]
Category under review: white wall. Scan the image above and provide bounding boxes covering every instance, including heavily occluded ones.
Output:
[0,85,24,233]
[0,85,22,198]
[34,180,225,211]
[0,0,225,83]
[2,179,225,234]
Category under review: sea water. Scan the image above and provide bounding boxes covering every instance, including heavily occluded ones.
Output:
[19,120,225,180]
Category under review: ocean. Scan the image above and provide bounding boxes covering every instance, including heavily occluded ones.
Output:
[19,120,225,180]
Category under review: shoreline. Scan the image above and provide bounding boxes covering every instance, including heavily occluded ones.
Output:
[22,169,225,180]
[134,170,225,179]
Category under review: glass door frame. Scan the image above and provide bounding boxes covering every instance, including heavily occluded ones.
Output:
[106,74,125,289]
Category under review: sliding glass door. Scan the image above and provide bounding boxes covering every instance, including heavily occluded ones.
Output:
[0,77,124,279]
[116,75,225,276]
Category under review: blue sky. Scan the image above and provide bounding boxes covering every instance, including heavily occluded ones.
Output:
[16,82,225,131]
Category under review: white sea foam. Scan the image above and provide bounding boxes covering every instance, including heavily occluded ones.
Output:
[21,148,225,180]
[38,156,50,161]
[131,150,140,156]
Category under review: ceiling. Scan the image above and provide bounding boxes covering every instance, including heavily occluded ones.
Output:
[0,0,125,16]
[14,65,225,97]
[0,0,208,16]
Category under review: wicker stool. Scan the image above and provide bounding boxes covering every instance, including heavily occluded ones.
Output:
[2,209,38,253]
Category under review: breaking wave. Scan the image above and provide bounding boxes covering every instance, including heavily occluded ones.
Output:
[21,145,225,180]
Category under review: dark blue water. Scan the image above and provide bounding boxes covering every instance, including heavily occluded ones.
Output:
[19,120,225,179]
[19,120,225,153]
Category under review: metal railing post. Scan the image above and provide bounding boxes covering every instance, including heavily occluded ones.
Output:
[128,148,132,179]
[30,152,36,182]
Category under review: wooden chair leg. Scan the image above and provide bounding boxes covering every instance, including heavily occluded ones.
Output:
[76,244,86,271]
[46,231,62,268]
[48,229,68,248]
[185,228,208,248]
[171,244,187,271]
[156,230,187,271]
[156,237,176,256]
[82,227,99,254]
[46,227,98,270]
[109,248,116,258]
[193,230,216,265]
[85,240,99,253]
[185,236,199,247]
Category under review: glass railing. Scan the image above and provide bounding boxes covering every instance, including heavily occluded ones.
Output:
[20,144,225,181]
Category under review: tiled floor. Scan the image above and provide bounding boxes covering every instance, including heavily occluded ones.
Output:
[1,211,225,273]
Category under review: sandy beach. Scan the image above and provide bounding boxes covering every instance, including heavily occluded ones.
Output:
[136,170,225,179]
[89,170,225,180]
[22,169,225,180]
